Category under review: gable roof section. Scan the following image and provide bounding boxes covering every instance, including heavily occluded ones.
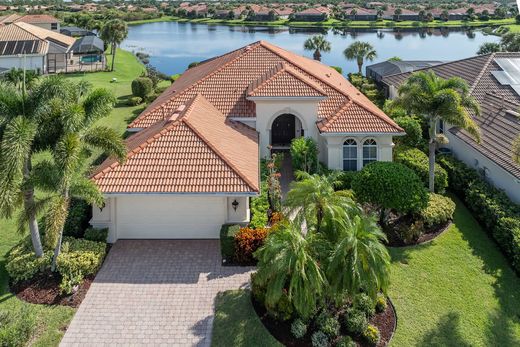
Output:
[14,22,75,47]
[129,41,402,135]
[92,94,259,194]
[0,23,49,55]
[15,14,58,24]
[247,62,326,97]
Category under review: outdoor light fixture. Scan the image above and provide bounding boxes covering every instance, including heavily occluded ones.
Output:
[232,199,239,211]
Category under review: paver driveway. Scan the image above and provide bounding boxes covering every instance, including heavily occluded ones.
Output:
[60,240,253,347]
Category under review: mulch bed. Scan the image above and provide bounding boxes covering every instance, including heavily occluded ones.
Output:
[10,272,93,308]
[251,295,397,347]
[384,220,452,247]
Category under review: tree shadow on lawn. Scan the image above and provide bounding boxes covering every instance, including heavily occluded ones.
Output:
[419,312,472,347]
[449,195,520,346]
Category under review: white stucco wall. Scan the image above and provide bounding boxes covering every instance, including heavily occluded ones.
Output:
[0,55,45,73]
[91,195,250,242]
[446,133,520,203]
[323,134,395,171]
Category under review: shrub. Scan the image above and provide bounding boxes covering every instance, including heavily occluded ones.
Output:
[84,228,108,243]
[290,137,318,174]
[336,336,356,347]
[145,92,160,103]
[127,96,143,106]
[171,74,181,83]
[63,198,91,238]
[220,224,240,262]
[56,237,107,293]
[343,309,368,335]
[311,331,329,347]
[268,291,294,321]
[250,182,269,229]
[319,317,340,338]
[495,217,520,271]
[394,146,448,193]
[353,293,375,318]
[352,162,428,219]
[419,193,455,227]
[330,66,343,74]
[251,272,266,305]
[363,325,381,346]
[394,116,423,147]
[0,307,36,347]
[336,170,358,190]
[131,77,153,98]
[437,155,479,197]
[234,227,269,264]
[6,248,52,283]
[395,220,425,244]
[155,85,168,94]
[291,318,307,339]
[375,293,387,313]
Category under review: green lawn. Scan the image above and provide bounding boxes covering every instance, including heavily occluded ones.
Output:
[0,48,149,346]
[212,197,520,346]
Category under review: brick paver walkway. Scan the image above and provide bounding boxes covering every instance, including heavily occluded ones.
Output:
[60,240,253,347]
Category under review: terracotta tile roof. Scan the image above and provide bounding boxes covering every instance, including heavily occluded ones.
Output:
[0,14,21,24]
[0,23,49,54]
[129,41,402,135]
[15,14,58,24]
[247,63,326,97]
[92,94,259,194]
[0,22,75,48]
[383,52,520,179]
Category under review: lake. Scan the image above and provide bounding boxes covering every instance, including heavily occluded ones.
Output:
[121,21,500,76]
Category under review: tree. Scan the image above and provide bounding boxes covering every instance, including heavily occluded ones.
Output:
[285,172,359,235]
[513,136,520,164]
[501,33,520,52]
[3,68,38,91]
[440,10,449,21]
[394,71,480,192]
[35,81,126,270]
[394,8,402,21]
[0,77,76,257]
[376,9,383,20]
[99,19,128,72]
[290,137,318,174]
[477,42,501,55]
[303,35,331,62]
[350,8,357,21]
[343,41,377,75]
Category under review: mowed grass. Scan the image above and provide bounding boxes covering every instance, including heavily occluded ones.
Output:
[212,197,520,346]
[0,48,149,346]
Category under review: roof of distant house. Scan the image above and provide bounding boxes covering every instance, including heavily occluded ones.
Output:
[382,52,520,179]
[367,60,445,77]
[15,14,59,24]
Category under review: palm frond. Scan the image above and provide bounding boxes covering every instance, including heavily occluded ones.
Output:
[70,176,104,206]
[43,195,69,249]
[83,126,127,163]
[82,88,115,127]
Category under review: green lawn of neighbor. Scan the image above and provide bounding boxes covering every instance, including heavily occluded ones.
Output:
[212,197,520,346]
[0,48,150,346]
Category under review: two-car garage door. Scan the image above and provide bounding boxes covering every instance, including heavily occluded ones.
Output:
[114,195,227,240]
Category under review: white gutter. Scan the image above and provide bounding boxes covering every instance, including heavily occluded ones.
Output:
[247,96,326,101]
[102,192,259,197]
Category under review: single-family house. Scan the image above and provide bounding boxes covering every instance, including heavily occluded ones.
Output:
[383,53,520,203]
[60,26,96,37]
[293,7,329,22]
[344,8,378,21]
[90,41,403,242]
[14,14,60,31]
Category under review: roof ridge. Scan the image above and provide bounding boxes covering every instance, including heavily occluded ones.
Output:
[318,100,353,131]
[9,22,40,40]
[469,53,497,95]
[183,116,259,192]
[129,42,263,128]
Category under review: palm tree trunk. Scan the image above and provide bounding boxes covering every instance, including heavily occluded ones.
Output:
[313,49,321,61]
[357,58,363,75]
[428,119,437,192]
[51,191,69,272]
[23,160,43,257]
[111,44,116,72]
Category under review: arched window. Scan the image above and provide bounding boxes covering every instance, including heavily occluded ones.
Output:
[343,139,357,171]
[363,139,377,167]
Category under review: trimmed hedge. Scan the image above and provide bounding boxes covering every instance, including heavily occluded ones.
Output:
[394,146,448,193]
[131,77,153,98]
[419,193,456,228]
[437,155,520,273]
[234,227,270,264]
[220,224,240,262]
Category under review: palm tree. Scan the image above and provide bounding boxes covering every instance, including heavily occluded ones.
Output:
[477,42,502,55]
[284,172,359,235]
[394,8,402,21]
[34,82,126,270]
[0,77,74,257]
[394,71,480,192]
[99,19,128,71]
[303,35,331,62]
[376,9,383,20]
[254,220,325,319]
[343,41,377,75]
[325,214,390,302]
[501,33,520,52]
[350,8,357,21]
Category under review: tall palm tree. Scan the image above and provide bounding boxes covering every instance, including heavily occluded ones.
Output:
[303,35,331,62]
[0,77,73,257]
[343,41,377,75]
[394,8,402,21]
[254,220,325,319]
[99,19,128,71]
[394,71,480,192]
[33,83,126,270]
[284,172,359,235]
[350,8,357,21]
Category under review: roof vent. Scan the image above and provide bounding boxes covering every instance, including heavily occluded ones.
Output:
[325,73,331,78]
[245,45,252,51]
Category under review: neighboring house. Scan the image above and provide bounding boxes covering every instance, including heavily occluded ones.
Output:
[91,41,403,241]
[293,7,329,22]
[60,26,96,37]
[0,14,60,31]
[383,53,520,203]
[366,60,445,85]
[70,36,105,71]
[0,22,75,73]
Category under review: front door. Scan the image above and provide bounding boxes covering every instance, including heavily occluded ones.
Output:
[271,114,295,147]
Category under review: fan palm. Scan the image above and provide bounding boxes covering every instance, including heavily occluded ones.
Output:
[303,35,331,62]
[0,76,79,257]
[284,172,359,234]
[254,220,325,318]
[33,83,125,270]
[99,19,128,71]
[343,41,377,75]
[394,71,480,192]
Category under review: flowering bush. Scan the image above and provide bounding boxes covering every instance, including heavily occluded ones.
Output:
[234,227,270,264]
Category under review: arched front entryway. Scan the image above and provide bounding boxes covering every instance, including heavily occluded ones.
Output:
[270,113,302,148]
